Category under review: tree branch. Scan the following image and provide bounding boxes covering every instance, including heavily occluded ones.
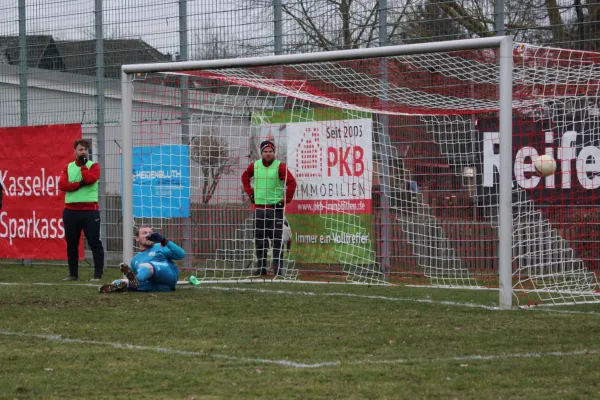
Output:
[437,1,494,37]
[545,0,565,43]
[350,1,379,48]
[388,0,413,40]
[282,2,334,50]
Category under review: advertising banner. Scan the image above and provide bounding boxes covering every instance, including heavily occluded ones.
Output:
[131,145,191,218]
[476,116,600,206]
[252,110,374,264]
[0,124,82,259]
[285,118,373,214]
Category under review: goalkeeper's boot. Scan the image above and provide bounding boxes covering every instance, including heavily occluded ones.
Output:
[120,264,139,289]
[98,280,128,293]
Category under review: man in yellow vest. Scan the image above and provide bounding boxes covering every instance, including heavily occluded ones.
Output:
[241,140,297,276]
[58,139,104,281]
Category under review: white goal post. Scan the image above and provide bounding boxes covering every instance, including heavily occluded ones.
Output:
[119,36,600,308]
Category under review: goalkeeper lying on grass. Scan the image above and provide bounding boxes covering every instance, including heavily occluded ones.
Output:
[99,226,186,293]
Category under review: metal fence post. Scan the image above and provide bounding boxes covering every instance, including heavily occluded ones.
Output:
[179,0,192,269]
[95,0,108,261]
[18,0,31,267]
[378,0,391,278]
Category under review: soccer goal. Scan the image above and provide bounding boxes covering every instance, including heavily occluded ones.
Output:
[120,36,600,308]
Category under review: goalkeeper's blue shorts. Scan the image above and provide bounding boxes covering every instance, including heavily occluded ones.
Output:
[142,261,178,292]
[123,261,178,292]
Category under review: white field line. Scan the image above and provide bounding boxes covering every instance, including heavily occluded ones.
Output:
[1,281,599,316]
[0,331,338,369]
[1,330,598,369]
[186,285,600,316]
[1,281,496,310]
[347,349,600,366]
[184,285,499,310]
[0,282,101,288]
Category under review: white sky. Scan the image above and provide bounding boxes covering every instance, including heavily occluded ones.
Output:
[0,0,275,57]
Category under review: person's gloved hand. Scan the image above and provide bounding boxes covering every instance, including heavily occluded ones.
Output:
[78,155,88,164]
[147,232,167,245]
[249,193,255,204]
[79,180,87,187]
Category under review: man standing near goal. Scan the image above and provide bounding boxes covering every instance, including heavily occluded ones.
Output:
[99,226,186,293]
[58,139,104,282]
[241,140,296,276]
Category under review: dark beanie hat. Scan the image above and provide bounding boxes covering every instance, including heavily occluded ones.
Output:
[260,140,275,153]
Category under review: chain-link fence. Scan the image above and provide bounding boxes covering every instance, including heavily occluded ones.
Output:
[0,0,596,265]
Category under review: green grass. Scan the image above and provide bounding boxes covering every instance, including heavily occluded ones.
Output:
[1,265,600,399]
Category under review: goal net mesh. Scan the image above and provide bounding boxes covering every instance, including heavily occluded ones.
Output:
[127,42,600,306]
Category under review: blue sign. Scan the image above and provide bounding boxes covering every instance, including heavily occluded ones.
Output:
[131,145,190,218]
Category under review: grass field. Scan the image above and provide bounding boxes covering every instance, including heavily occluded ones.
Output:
[1,264,600,399]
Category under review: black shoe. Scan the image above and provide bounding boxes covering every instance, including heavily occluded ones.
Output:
[273,267,284,276]
[61,276,79,282]
[120,264,139,289]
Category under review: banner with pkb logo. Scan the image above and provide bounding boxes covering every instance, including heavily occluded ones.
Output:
[286,118,373,215]
[252,111,375,265]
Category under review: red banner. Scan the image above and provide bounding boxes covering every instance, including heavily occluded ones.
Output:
[0,124,82,259]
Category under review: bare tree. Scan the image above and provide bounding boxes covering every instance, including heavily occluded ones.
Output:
[192,28,237,60]
[239,0,413,52]
[193,0,599,59]
[403,0,474,42]
[565,0,600,51]
[190,130,236,204]
[405,0,598,49]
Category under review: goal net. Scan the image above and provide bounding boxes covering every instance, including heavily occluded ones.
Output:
[121,38,600,307]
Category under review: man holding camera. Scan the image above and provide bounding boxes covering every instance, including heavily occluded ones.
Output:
[58,139,104,282]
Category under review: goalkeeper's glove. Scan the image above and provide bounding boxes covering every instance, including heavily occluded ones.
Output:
[79,180,87,187]
[147,232,168,246]
[276,200,285,208]
[249,193,255,204]
[78,155,88,164]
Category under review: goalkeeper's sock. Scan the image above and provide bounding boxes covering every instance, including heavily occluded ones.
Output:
[136,266,152,283]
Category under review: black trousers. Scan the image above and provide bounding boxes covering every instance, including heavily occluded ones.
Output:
[254,208,284,270]
[63,208,104,277]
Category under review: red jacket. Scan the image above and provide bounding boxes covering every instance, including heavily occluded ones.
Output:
[58,159,101,210]
[241,160,297,206]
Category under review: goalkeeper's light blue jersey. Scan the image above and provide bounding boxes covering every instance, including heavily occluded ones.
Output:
[130,241,186,274]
